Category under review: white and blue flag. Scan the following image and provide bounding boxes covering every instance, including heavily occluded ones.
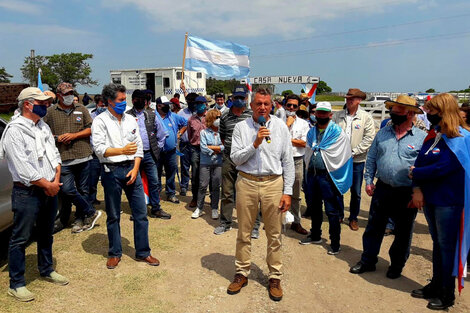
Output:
[185,35,250,79]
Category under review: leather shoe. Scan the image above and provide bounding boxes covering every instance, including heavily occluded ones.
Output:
[227,274,248,295]
[427,296,455,310]
[138,255,160,266]
[268,278,283,301]
[386,266,402,279]
[106,257,121,269]
[290,223,308,235]
[411,283,438,299]
[350,261,376,274]
[150,209,171,219]
[349,220,359,231]
[189,199,197,208]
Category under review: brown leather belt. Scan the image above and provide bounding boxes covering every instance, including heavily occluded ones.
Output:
[13,182,39,190]
[239,171,281,182]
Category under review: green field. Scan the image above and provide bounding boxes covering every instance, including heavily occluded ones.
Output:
[314,95,344,102]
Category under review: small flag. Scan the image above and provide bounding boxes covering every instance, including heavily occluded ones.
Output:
[301,83,318,104]
[185,35,250,79]
[246,77,252,92]
[38,68,44,92]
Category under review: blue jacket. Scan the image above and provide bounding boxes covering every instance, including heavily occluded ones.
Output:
[200,128,224,166]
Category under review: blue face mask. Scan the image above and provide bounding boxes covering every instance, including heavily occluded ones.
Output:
[32,104,48,118]
[309,114,316,123]
[96,107,107,115]
[196,103,206,115]
[112,100,127,115]
[232,99,246,108]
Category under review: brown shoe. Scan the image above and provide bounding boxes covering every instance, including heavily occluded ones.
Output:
[268,278,283,301]
[189,200,197,208]
[137,255,160,266]
[106,257,121,269]
[227,274,248,295]
[349,220,359,231]
[290,222,308,235]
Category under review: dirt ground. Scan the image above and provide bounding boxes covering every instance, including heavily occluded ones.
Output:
[1,185,470,313]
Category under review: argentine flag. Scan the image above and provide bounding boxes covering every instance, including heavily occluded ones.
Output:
[304,122,353,194]
[185,35,250,79]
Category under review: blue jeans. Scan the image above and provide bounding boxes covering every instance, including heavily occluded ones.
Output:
[179,141,191,190]
[101,162,151,259]
[157,149,178,197]
[361,180,417,270]
[9,186,57,288]
[348,162,365,221]
[141,151,161,212]
[307,170,343,250]
[424,204,462,291]
[60,161,94,219]
[190,146,201,202]
[88,154,101,204]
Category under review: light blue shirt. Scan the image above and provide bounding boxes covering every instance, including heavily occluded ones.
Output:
[365,125,427,187]
[136,110,151,151]
[177,108,193,142]
[200,128,224,165]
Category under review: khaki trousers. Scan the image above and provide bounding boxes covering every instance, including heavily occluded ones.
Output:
[235,175,283,280]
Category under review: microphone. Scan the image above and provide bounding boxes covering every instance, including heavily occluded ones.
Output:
[257,116,271,143]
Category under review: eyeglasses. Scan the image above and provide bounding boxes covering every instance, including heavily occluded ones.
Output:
[286,103,299,109]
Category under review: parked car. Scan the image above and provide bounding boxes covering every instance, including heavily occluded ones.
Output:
[0,117,13,232]
[362,95,391,108]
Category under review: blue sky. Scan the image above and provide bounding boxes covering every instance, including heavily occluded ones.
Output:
[1,0,469,94]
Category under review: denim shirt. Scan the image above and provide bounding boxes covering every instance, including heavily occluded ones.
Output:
[365,125,427,187]
[200,128,224,166]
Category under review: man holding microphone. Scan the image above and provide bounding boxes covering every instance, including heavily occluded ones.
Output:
[227,88,294,302]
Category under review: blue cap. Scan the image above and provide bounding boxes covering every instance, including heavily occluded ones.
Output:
[195,96,207,103]
[232,86,247,98]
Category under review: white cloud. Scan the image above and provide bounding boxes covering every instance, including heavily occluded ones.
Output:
[0,22,95,37]
[100,0,420,38]
[0,0,43,14]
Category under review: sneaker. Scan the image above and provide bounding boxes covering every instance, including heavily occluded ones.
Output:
[150,209,172,219]
[83,210,102,231]
[214,225,232,235]
[167,195,180,204]
[191,208,202,219]
[211,209,219,220]
[43,271,69,285]
[71,219,84,233]
[8,286,35,302]
[299,235,322,245]
[53,219,64,234]
[327,247,341,255]
[251,228,260,239]
[180,188,187,196]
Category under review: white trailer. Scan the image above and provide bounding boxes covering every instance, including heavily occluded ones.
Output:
[109,67,206,103]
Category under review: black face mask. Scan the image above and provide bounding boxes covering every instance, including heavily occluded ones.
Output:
[390,113,407,126]
[316,117,330,125]
[161,105,170,113]
[133,99,146,111]
[427,113,442,126]
[188,102,197,112]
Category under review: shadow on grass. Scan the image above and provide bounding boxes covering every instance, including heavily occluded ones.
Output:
[201,252,268,286]
[81,233,135,259]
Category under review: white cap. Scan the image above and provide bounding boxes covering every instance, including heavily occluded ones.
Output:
[17,87,52,101]
[316,101,332,112]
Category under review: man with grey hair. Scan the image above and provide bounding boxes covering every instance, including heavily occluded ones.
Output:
[92,83,159,269]
[0,87,69,302]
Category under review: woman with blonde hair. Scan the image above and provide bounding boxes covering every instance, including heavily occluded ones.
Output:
[410,93,470,310]
[191,109,224,219]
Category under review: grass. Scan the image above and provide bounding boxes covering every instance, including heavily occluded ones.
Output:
[0,112,13,122]
[315,94,344,102]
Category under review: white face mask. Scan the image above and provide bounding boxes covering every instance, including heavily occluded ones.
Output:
[62,95,74,106]
[213,119,220,127]
[286,110,296,117]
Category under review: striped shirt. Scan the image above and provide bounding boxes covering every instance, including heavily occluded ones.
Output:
[219,108,252,156]
[2,116,60,186]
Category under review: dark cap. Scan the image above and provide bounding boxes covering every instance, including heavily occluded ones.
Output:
[195,96,207,103]
[156,96,171,105]
[232,86,247,98]
[186,92,198,103]
[132,89,145,100]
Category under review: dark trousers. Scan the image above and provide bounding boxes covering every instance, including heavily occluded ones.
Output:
[157,149,178,197]
[197,165,222,210]
[220,154,260,229]
[179,141,191,190]
[88,154,101,204]
[341,162,365,221]
[9,186,57,288]
[101,162,151,259]
[424,204,462,292]
[190,146,201,202]
[60,161,94,220]
[141,151,161,212]
[307,170,343,250]
[361,180,417,270]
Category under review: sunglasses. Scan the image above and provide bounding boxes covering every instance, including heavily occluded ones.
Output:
[286,103,299,109]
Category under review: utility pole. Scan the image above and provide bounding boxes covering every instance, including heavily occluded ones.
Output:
[30,49,36,87]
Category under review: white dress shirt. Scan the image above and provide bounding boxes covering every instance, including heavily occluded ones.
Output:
[1,116,61,186]
[230,115,295,195]
[289,117,310,157]
[91,110,143,163]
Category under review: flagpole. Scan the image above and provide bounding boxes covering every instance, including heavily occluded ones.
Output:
[181,32,188,82]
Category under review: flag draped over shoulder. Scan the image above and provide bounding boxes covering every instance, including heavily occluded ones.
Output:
[304,122,353,194]
[444,127,470,293]
[185,35,250,79]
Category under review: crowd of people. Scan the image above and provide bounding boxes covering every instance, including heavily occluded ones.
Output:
[0,82,469,310]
